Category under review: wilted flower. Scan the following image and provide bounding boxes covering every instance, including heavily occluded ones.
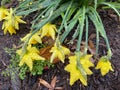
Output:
[95,56,114,76]
[40,23,57,40]
[65,53,94,86]
[16,45,45,71]
[2,8,26,35]
[50,41,70,63]
[65,56,87,86]
[21,31,42,45]
[2,21,16,35]
[80,54,94,75]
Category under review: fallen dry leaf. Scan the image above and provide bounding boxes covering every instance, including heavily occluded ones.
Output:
[89,33,96,40]
[39,78,53,89]
[39,76,63,90]
[42,36,55,46]
[88,40,96,55]
[55,87,64,90]
[49,76,57,90]
[39,45,60,63]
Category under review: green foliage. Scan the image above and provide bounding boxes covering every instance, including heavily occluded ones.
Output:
[19,60,53,80]
[14,0,120,57]
[2,48,53,80]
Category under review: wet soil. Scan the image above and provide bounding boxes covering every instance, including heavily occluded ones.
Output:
[0,12,120,90]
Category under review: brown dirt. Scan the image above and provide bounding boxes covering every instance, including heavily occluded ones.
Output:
[0,12,120,90]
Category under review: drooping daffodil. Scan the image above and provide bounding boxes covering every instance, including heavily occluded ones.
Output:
[65,53,94,86]
[0,7,9,21]
[50,41,70,63]
[80,54,94,75]
[65,55,87,86]
[16,45,45,71]
[2,21,16,35]
[95,56,114,76]
[40,23,57,40]
[21,31,42,45]
[2,8,26,35]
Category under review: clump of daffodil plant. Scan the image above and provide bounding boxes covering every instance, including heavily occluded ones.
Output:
[17,23,58,70]
[1,0,120,87]
[16,45,45,71]
[0,7,26,35]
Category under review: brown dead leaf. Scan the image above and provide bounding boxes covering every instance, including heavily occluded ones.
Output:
[80,41,85,52]
[39,76,63,90]
[89,33,96,40]
[49,76,57,90]
[39,45,60,63]
[55,87,64,90]
[42,36,55,46]
[88,40,96,55]
[39,78,53,89]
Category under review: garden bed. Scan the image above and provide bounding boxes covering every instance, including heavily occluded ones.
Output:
[0,11,120,90]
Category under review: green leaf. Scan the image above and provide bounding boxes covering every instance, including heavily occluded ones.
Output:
[101,2,120,16]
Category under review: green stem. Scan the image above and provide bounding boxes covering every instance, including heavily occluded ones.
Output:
[57,0,73,42]
[84,16,88,54]
[94,0,97,10]
[71,24,80,42]
[76,6,85,52]
[96,26,99,55]
[76,52,87,80]
[105,37,112,59]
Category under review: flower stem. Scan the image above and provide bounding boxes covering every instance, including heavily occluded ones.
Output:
[76,6,85,52]
[84,16,88,54]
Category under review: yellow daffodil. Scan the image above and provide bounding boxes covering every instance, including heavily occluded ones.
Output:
[65,56,87,86]
[21,31,42,45]
[2,21,16,35]
[16,45,45,71]
[65,53,94,86]
[95,56,114,76]
[80,54,94,75]
[50,41,70,63]
[40,23,57,40]
[0,7,9,21]
[2,8,26,35]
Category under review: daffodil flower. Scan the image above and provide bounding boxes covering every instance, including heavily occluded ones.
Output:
[16,45,45,71]
[2,21,16,35]
[2,8,26,35]
[50,41,70,63]
[95,56,114,76]
[65,53,94,86]
[65,56,87,86]
[40,23,57,40]
[80,54,94,75]
[21,31,42,45]
[0,7,9,21]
